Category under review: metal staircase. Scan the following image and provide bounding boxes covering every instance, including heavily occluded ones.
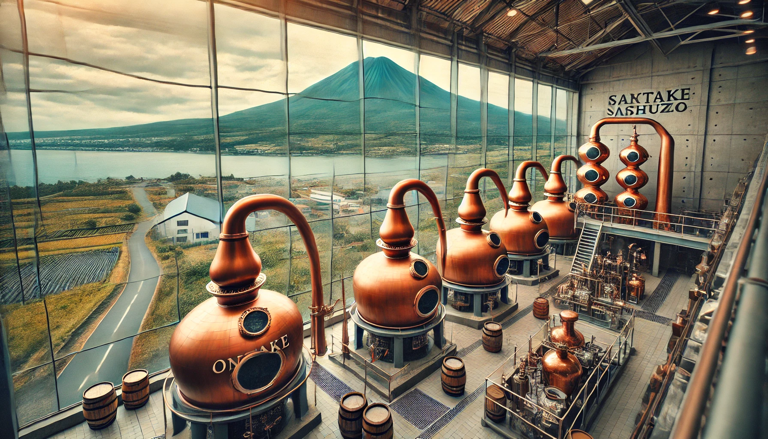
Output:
[571,222,603,274]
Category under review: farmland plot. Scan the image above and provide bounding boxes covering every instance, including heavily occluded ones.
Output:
[0,247,120,304]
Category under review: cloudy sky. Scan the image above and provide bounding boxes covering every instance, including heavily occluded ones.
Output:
[1,0,538,133]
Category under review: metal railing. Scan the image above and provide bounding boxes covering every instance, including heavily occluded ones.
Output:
[671,160,768,439]
[483,313,635,439]
[574,203,721,238]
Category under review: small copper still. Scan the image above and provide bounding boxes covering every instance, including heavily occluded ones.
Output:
[550,310,585,348]
[616,126,649,216]
[490,161,550,255]
[168,195,330,409]
[438,168,510,287]
[574,133,610,205]
[353,179,446,328]
[532,155,581,240]
[541,343,583,396]
[586,117,675,217]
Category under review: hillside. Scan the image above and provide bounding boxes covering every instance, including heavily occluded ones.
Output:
[8,57,540,154]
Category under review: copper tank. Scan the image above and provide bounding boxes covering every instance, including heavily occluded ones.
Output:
[532,155,581,240]
[489,161,550,256]
[168,195,330,409]
[587,118,675,216]
[353,179,447,328]
[438,168,510,286]
[542,343,583,396]
[574,135,610,205]
[615,126,649,210]
[550,310,585,348]
[627,272,645,301]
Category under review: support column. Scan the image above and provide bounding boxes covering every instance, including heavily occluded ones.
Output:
[393,337,404,368]
[354,323,364,350]
[434,322,445,348]
[652,241,661,277]
[441,286,449,305]
[473,293,483,317]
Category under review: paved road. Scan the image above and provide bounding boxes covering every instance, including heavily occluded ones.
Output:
[56,187,161,407]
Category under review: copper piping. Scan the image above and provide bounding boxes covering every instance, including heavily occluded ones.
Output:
[672,166,768,439]
[544,155,580,197]
[209,194,329,356]
[380,179,447,272]
[589,118,674,215]
[509,161,548,209]
[458,168,509,225]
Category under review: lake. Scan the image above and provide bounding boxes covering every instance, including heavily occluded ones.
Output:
[2,149,456,186]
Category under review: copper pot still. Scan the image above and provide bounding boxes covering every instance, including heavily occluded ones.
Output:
[627,272,645,301]
[353,179,447,328]
[542,343,583,396]
[550,310,585,348]
[438,168,510,287]
[586,117,675,217]
[532,155,581,240]
[574,136,610,205]
[490,161,551,256]
[168,195,330,409]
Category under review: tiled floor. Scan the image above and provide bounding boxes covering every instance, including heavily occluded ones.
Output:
[50,262,693,439]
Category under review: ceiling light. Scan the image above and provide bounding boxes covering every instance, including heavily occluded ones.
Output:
[507,9,517,17]
[738,0,750,4]
[745,38,755,43]
[744,29,755,34]
[707,5,720,15]
[741,10,753,18]
[746,46,757,55]
[581,0,595,4]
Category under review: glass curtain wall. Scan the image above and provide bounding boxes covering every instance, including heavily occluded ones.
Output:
[0,0,576,427]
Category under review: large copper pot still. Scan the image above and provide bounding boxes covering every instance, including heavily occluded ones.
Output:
[168,195,330,409]
[532,155,581,240]
[616,126,649,210]
[353,179,447,328]
[542,343,583,396]
[437,168,510,287]
[490,161,550,256]
[550,310,585,348]
[583,117,675,217]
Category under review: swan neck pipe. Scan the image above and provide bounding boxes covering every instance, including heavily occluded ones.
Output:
[460,168,509,223]
[385,179,447,272]
[589,117,674,214]
[215,195,327,356]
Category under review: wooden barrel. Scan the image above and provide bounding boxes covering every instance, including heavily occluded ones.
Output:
[533,297,549,320]
[339,391,368,439]
[83,382,117,430]
[569,429,595,439]
[441,356,466,396]
[362,403,393,439]
[482,322,503,353]
[121,369,149,409]
[485,384,506,423]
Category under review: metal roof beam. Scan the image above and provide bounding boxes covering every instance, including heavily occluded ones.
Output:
[617,0,665,55]
[540,19,763,56]
[507,0,560,40]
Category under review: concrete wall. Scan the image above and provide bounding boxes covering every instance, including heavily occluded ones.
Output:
[578,40,768,213]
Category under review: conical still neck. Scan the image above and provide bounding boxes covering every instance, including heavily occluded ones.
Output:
[379,179,447,269]
[556,346,569,360]
[457,168,508,230]
[544,155,579,201]
[510,161,548,211]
